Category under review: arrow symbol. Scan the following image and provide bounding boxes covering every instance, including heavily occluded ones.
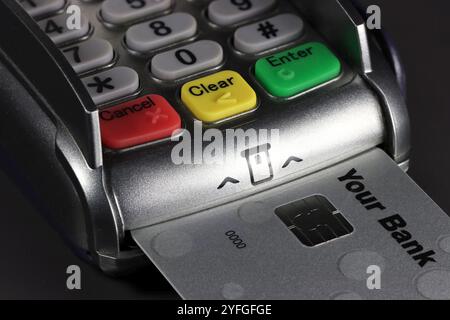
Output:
[216,92,237,105]
[217,177,240,189]
[282,156,303,169]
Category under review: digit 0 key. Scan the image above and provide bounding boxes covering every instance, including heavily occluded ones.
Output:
[151,40,223,80]
[255,42,341,97]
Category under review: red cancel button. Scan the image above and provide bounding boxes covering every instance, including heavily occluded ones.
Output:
[100,94,181,149]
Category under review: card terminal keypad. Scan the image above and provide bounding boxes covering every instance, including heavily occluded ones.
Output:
[18,0,347,149]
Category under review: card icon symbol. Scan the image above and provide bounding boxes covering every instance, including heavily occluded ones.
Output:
[241,144,274,185]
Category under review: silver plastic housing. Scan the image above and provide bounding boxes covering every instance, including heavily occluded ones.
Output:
[15,0,410,273]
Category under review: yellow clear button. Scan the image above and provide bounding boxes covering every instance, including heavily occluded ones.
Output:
[181,70,257,122]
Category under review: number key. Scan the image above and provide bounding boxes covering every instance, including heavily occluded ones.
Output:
[38,12,90,45]
[126,12,197,52]
[101,0,172,25]
[208,0,276,26]
[18,0,65,18]
[151,40,223,80]
[62,38,114,74]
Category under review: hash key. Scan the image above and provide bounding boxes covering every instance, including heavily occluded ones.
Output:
[234,13,304,54]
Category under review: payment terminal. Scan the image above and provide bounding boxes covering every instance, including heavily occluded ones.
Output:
[1,0,450,299]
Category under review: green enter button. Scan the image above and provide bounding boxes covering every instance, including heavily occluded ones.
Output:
[255,42,341,98]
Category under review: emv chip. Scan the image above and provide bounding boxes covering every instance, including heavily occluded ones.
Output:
[275,195,353,247]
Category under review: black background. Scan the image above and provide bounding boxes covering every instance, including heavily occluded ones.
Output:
[1,0,450,299]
